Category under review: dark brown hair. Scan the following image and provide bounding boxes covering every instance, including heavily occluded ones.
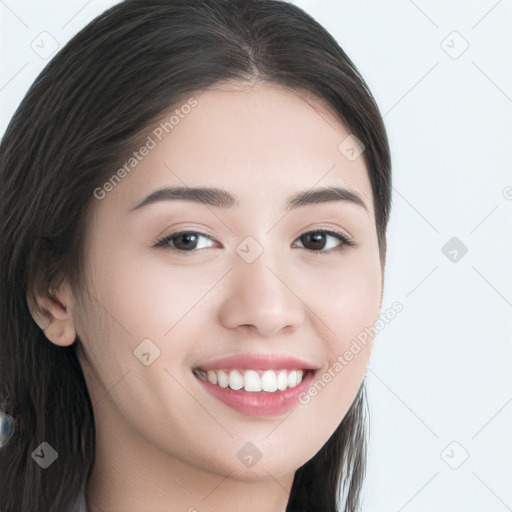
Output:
[0,1,391,510]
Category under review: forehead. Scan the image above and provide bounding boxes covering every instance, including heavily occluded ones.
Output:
[95,81,374,218]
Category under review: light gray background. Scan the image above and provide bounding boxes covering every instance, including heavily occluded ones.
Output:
[1,1,511,511]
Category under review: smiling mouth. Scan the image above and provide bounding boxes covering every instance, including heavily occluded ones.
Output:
[192,367,313,393]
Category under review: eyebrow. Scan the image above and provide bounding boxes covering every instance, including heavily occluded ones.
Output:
[127,185,368,214]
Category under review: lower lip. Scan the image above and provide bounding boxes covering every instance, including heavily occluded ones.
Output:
[194,370,316,417]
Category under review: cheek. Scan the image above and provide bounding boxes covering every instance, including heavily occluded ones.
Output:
[308,250,381,396]
[311,248,382,343]
[332,264,381,340]
[87,244,200,345]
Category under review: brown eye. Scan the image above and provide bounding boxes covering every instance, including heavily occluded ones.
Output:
[294,230,354,254]
[155,231,216,253]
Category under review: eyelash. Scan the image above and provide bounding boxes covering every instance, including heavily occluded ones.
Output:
[154,229,355,255]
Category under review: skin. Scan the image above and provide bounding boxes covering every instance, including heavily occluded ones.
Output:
[29,81,384,512]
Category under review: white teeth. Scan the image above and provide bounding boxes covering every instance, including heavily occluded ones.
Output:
[207,370,217,385]
[277,370,288,391]
[244,370,261,392]
[217,369,229,388]
[195,368,310,393]
[261,370,277,392]
[228,370,244,390]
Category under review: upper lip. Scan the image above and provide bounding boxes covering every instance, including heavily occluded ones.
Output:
[194,353,320,372]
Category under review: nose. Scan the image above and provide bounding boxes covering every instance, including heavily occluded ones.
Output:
[217,250,306,337]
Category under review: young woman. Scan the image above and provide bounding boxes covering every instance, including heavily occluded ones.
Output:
[0,1,391,510]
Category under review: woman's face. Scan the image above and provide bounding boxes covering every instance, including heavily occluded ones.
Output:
[73,81,383,482]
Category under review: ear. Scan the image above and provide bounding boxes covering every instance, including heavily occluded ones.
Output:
[27,281,77,347]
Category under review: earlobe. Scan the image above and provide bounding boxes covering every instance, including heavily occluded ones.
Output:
[27,283,77,347]
[43,318,77,347]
